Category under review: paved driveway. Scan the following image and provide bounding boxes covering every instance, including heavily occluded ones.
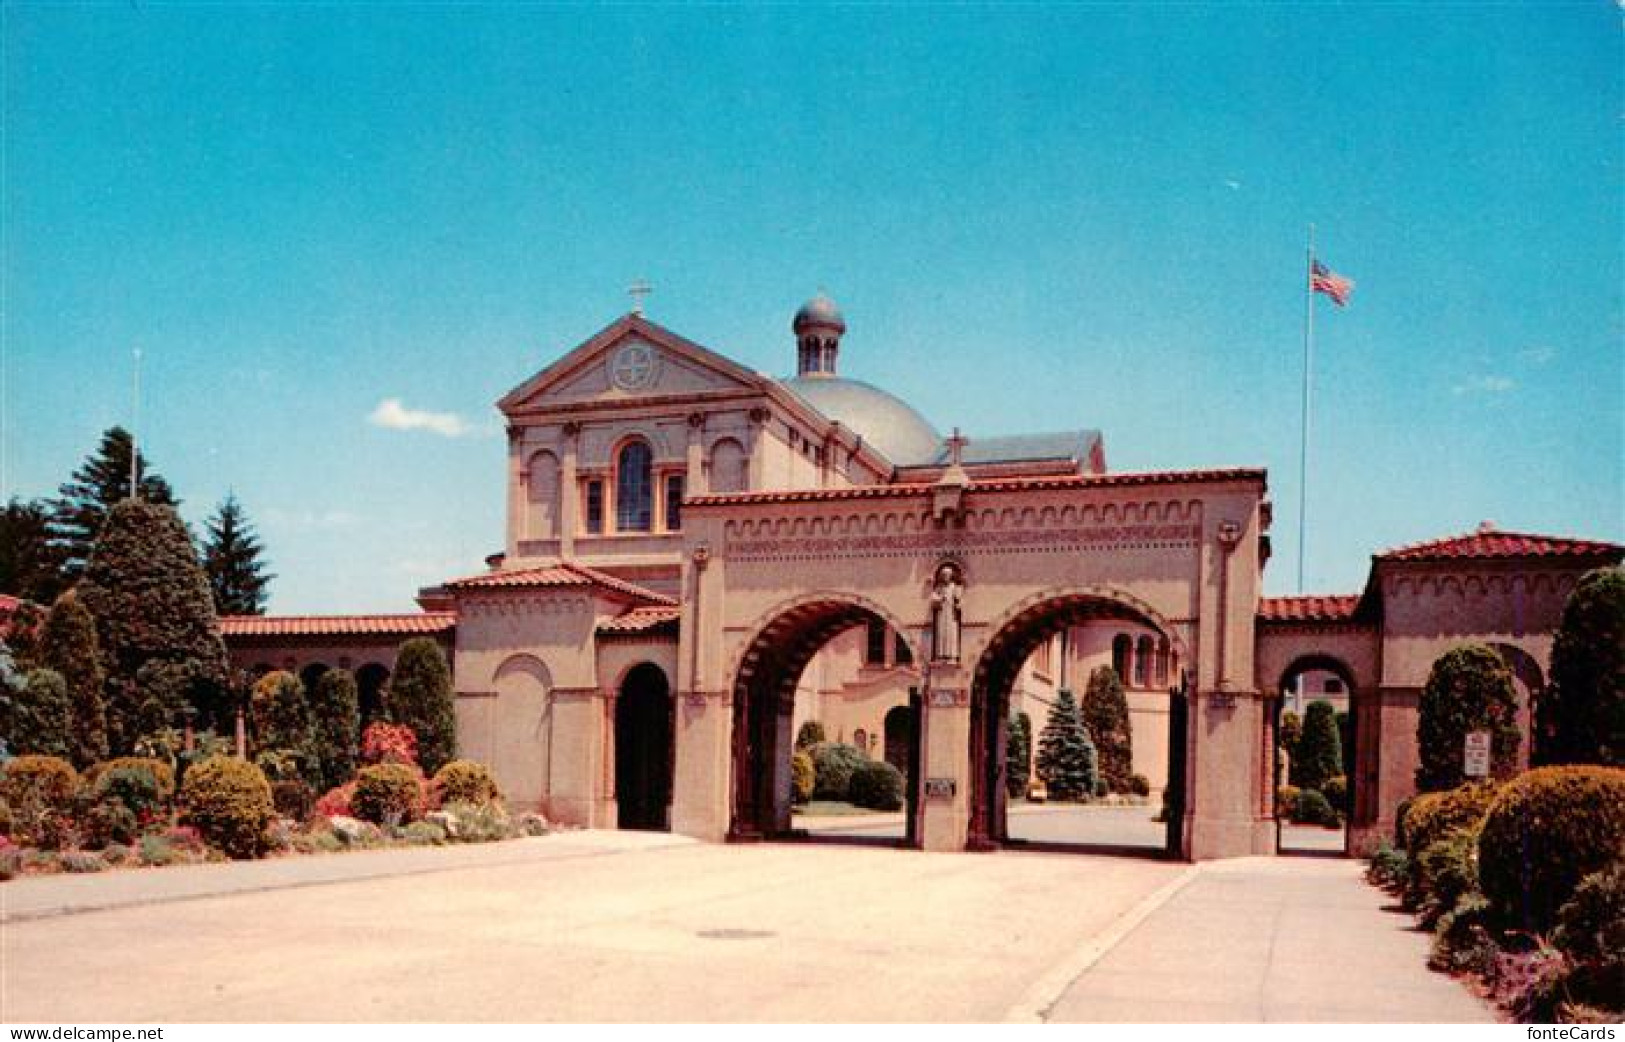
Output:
[0,831,1491,1023]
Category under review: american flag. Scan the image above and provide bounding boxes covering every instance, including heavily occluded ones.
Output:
[1311,260,1354,307]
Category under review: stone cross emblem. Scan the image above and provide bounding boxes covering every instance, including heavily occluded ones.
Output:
[611,342,659,391]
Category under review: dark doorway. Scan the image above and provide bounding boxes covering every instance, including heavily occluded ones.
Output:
[1274,656,1356,857]
[616,663,673,831]
[356,663,390,728]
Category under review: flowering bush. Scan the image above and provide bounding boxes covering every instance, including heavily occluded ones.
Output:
[360,722,418,767]
[314,781,357,819]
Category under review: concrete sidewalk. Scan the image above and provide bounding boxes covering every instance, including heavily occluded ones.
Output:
[1043,856,1495,1023]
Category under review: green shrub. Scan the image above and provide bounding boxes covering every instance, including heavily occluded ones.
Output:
[401,820,447,845]
[270,779,315,822]
[87,756,175,801]
[1549,863,1625,1018]
[1127,773,1151,797]
[1036,689,1098,801]
[795,721,826,750]
[81,798,140,848]
[11,669,73,759]
[1416,645,1520,792]
[810,742,867,801]
[179,756,275,859]
[1322,775,1349,814]
[352,763,423,826]
[137,833,176,866]
[100,841,132,865]
[1402,780,1499,856]
[431,760,500,807]
[1276,784,1301,816]
[436,800,511,843]
[1429,893,1497,975]
[790,751,814,804]
[94,764,166,821]
[1366,839,1409,890]
[1005,712,1032,799]
[1477,766,1625,934]
[58,849,107,874]
[390,638,456,773]
[1081,667,1134,792]
[310,668,361,791]
[1291,700,1343,792]
[1416,828,1480,927]
[1290,788,1339,827]
[1542,566,1624,767]
[849,759,905,811]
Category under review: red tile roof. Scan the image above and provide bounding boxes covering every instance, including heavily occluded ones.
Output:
[1257,595,1362,623]
[219,613,457,638]
[598,605,682,636]
[684,467,1266,508]
[1377,527,1622,563]
[441,561,676,605]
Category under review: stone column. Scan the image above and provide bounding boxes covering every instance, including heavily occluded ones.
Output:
[559,422,580,558]
[746,407,769,490]
[546,684,605,828]
[919,664,971,852]
[686,412,707,495]
[505,427,524,561]
[1350,686,1421,856]
[672,543,731,841]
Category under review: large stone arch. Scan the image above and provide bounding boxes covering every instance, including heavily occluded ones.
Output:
[727,591,924,841]
[967,586,1190,853]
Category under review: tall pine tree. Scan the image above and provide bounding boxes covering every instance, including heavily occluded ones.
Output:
[41,591,108,768]
[1081,666,1134,792]
[390,638,456,773]
[201,494,274,616]
[1036,689,1098,801]
[48,427,176,587]
[0,498,64,603]
[77,500,229,753]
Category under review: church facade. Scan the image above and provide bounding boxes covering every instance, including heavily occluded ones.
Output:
[221,297,1621,860]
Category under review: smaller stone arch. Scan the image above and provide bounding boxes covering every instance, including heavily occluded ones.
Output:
[1485,642,1544,769]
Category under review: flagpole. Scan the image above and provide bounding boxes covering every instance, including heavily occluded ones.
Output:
[129,346,142,501]
[1298,225,1315,594]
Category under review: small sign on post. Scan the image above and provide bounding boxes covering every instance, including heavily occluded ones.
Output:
[1464,730,1492,778]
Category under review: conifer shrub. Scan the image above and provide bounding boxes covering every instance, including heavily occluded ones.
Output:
[1404,780,1500,857]
[389,638,456,773]
[1036,689,1098,801]
[1542,566,1624,767]
[0,754,81,843]
[9,668,73,759]
[1415,828,1481,927]
[1416,644,1520,792]
[1322,774,1349,814]
[849,759,905,811]
[1291,700,1342,792]
[93,764,167,824]
[1276,784,1301,816]
[1081,667,1134,792]
[250,671,314,776]
[270,779,315,822]
[1549,863,1625,1018]
[1476,766,1625,934]
[795,721,826,750]
[84,757,176,800]
[432,760,500,807]
[1005,712,1033,799]
[809,742,866,801]
[40,592,108,768]
[310,668,360,791]
[179,756,274,859]
[790,751,814,804]
[352,763,424,826]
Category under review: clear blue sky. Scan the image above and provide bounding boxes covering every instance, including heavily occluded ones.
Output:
[3,3,1620,613]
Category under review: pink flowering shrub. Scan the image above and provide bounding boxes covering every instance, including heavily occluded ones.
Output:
[314,782,357,820]
[360,723,418,767]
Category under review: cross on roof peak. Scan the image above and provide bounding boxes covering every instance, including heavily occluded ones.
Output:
[628,279,653,315]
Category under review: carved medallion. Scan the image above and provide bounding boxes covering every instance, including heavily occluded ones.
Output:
[609,341,660,391]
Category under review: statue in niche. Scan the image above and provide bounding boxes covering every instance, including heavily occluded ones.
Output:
[930,562,964,662]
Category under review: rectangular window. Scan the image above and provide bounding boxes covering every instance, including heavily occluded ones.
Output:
[584,480,604,534]
[664,474,684,531]
[865,619,888,666]
[894,632,913,666]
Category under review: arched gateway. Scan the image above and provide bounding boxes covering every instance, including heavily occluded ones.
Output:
[673,468,1278,861]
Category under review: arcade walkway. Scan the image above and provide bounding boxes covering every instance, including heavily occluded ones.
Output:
[2,831,1490,1023]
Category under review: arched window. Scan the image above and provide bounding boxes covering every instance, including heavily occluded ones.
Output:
[1112,634,1132,680]
[616,440,653,531]
[1134,636,1153,688]
[1155,638,1171,688]
[853,728,868,754]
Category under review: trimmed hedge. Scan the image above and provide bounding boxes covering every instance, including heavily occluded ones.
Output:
[1476,766,1625,934]
[1416,645,1520,792]
[0,754,79,807]
[810,742,866,801]
[84,756,176,800]
[1290,788,1340,827]
[352,763,424,825]
[849,759,905,811]
[1403,780,1501,856]
[180,756,275,859]
[432,760,500,807]
[1322,774,1349,814]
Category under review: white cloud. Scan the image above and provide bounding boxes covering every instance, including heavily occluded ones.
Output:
[368,398,469,438]
[1452,375,1516,396]
[1519,345,1556,366]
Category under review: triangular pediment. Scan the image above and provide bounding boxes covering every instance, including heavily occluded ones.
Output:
[499,314,772,413]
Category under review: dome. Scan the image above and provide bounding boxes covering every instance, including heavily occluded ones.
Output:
[792,294,846,334]
[782,375,942,466]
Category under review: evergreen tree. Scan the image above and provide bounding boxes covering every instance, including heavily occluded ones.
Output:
[0,498,63,603]
[77,500,229,753]
[201,493,273,616]
[1005,711,1032,799]
[1279,708,1303,762]
[4,601,44,672]
[1036,689,1098,801]
[390,638,456,773]
[1416,644,1521,792]
[1541,566,1624,767]
[250,670,315,778]
[40,592,108,768]
[0,640,24,751]
[1291,700,1343,792]
[47,427,176,587]
[1081,666,1135,792]
[310,668,360,791]
[8,669,73,758]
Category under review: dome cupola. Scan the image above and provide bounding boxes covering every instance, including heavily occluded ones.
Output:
[793,293,845,377]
